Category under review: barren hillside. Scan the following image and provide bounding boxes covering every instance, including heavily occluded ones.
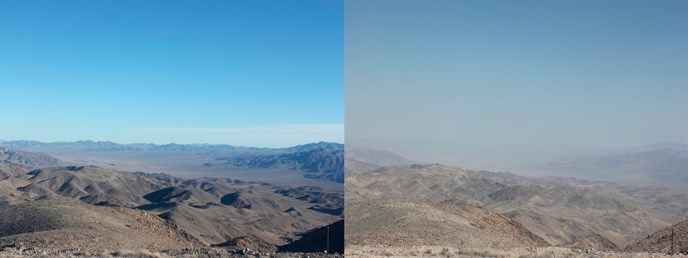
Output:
[626,219,688,254]
[0,147,66,168]
[346,197,547,248]
[0,151,343,254]
[0,199,203,253]
[345,162,686,250]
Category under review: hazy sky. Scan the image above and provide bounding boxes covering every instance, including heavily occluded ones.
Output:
[346,0,688,165]
[0,0,343,147]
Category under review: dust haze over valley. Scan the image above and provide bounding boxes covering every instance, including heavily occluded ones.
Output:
[348,140,688,188]
[344,146,688,257]
[344,0,688,256]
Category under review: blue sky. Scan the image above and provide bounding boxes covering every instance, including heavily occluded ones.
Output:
[346,0,687,165]
[0,0,343,147]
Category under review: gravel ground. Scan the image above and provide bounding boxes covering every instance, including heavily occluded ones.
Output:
[345,245,688,258]
[0,247,343,258]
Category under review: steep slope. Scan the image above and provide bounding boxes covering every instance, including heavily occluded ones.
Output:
[226,148,344,183]
[0,146,344,254]
[279,219,344,254]
[286,142,344,153]
[0,147,65,168]
[0,160,30,178]
[346,164,686,248]
[560,233,619,251]
[0,176,30,205]
[347,164,512,205]
[17,165,162,207]
[136,177,342,249]
[626,219,688,254]
[345,197,547,248]
[274,186,344,216]
[0,199,202,253]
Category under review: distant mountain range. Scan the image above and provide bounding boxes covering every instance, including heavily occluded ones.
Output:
[0,140,343,154]
[0,140,345,184]
[532,143,688,185]
[344,145,413,167]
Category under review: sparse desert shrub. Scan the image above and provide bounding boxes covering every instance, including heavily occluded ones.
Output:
[456,249,484,257]
[425,249,432,255]
[439,248,449,255]
[100,249,166,258]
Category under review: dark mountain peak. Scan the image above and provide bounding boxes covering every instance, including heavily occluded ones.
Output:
[286,142,344,153]
[143,186,191,203]
[220,192,252,209]
[224,147,344,183]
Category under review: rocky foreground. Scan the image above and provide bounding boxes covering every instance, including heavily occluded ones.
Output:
[0,247,342,258]
[345,245,688,258]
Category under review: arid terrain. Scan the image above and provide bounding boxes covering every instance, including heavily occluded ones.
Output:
[0,142,344,256]
[0,141,344,189]
[345,147,688,257]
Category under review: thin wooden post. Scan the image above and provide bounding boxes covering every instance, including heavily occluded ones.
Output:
[670,228,674,255]
[326,226,330,254]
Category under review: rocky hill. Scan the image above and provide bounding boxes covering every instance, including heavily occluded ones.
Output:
[135,177,341,248]
[0,147,66,168]
[626,219,688,254]
[345,197,548,248]
[345,163,687,250]
[0,161,30,179]
[0,199,203,253]
[561,233,619,251]
[0,150,343,254]
[17,165,162,207]
[220,148,344,183]
[286,142,344,153]
[279,219,344,254]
